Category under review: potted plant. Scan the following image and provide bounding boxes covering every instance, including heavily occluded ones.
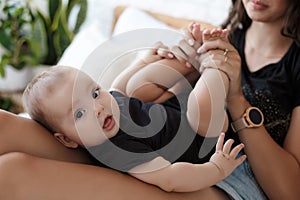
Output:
[34,0,88,65]
[0,0,87,92]
[0,96,12,111]
[0,0,46,91]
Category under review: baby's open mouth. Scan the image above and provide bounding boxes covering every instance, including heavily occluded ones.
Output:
[103,115,115,131]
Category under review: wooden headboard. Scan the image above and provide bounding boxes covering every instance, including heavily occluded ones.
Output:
[113,6,216,32]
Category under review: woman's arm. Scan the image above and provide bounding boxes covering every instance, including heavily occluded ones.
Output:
[0,152,230,200]
[228,98,300,199]
[197,38,300,199]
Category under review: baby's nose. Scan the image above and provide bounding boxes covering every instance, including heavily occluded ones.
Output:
[95,104,104,117]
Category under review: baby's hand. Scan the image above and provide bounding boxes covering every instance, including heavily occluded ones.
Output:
[140,42,174,65]
[209,133,246,179]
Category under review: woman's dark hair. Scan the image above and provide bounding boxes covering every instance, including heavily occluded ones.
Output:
[222,0,300,46]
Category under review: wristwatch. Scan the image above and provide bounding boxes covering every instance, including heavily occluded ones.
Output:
[231,107,264,132]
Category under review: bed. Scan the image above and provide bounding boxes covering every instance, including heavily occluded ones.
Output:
[58,6,217,89]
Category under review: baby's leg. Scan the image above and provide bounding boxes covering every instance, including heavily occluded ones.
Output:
[187,29,229,137]
[126,58,196,103]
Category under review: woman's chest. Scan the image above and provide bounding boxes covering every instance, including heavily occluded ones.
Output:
[244,47,285,73]
[241,68,293,145]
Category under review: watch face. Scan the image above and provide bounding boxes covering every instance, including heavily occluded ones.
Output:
[249,108,263,125]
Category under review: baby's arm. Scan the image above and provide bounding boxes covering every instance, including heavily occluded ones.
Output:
[126,57,197,102]
[129,133,246,192]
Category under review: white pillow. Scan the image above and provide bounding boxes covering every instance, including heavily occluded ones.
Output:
[113,7,175,35]
[59,7,181,90]
[80,8,184,89]
[58,22,108,69]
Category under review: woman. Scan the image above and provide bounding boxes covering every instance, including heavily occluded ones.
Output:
[1,0,299,199]
[178,0,300,199]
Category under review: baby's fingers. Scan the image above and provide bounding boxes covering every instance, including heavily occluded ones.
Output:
[234,154,247,167]
[229,143,245,158]
[223,139,234,155]
[215,132,225,151]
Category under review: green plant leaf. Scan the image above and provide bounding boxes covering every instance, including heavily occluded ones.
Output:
[49,0,61,22]
[66,0,78,18]
[31,14,48,62]
[73,0,87,34]
[0,97,12,111]
[53,15,72,58]
[0,60,6,78]
[0,0,87,67]
[0,29,14,51]
[50,0,63,32]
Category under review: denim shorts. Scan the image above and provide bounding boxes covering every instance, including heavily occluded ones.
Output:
[216,156,267,200]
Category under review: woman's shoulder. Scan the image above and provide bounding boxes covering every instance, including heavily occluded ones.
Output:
[285,42,300,72]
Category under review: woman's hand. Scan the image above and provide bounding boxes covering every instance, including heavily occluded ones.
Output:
[140,42,175,65]
[166,22,203,69]
[197,29,243,101]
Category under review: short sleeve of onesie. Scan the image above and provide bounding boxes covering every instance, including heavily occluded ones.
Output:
[88,91,185,172]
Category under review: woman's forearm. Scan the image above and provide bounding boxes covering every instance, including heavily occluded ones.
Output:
[227,97,300,199]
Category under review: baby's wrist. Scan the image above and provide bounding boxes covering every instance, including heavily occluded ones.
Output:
[209,160,225,179]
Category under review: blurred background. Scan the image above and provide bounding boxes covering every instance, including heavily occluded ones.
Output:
[0,0,231,113]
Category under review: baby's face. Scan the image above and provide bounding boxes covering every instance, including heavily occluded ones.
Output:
[46,68,120,147]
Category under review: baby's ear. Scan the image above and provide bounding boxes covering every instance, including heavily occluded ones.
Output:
[54,133,79,149]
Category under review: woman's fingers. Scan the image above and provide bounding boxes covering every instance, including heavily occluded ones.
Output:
[149,41,175,59]
[198,50,231,71]
[143,41,166,56]
[181,27,195,46]
[173,40,200,68]
[170,45,188,63]
[179,39,198,58]
[157,48,174,59]
[197,38,235,54]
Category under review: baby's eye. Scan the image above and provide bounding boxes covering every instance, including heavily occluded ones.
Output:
[75,110,85,120]
[93,88,100,99]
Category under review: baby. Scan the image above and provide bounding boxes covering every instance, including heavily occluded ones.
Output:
[23,30,246,192]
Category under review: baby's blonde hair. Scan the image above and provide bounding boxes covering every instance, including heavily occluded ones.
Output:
[23,65,71,134]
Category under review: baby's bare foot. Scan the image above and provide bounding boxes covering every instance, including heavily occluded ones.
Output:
[190,23,202,45]
[202,28,228,43]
